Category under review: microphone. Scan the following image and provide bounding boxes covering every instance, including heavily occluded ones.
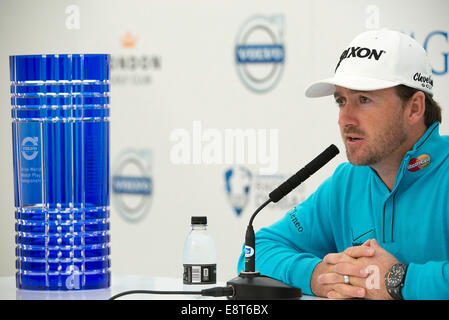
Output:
[269,144,340,203]
[227,144,339,300]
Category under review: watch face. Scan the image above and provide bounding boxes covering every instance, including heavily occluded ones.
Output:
[387,264,403,287]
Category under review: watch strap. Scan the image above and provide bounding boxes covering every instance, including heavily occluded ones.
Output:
[388,284,403,300]
[385,263,408,300]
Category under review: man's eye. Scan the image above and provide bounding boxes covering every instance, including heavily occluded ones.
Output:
[335,98,345,106]
[360,96,371,103]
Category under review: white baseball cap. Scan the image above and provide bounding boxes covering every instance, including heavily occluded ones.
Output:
[305,29,434,98]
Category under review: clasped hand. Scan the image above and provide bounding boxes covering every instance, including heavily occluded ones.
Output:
[310,239,400,299]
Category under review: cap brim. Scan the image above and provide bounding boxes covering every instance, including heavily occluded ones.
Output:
[305,75,401,98]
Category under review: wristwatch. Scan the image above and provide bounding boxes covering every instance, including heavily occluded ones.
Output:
[385,263,408,300]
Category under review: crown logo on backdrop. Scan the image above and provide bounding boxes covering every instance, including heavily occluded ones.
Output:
[121,32,137,48]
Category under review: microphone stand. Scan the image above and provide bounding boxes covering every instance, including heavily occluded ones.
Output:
[226,144,339,299]
[226,198,302,300]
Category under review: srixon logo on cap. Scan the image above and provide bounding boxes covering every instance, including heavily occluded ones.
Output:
[335,47,386,71]
[407,154,431,172]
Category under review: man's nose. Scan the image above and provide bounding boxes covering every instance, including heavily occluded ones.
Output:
[338,102,358,128]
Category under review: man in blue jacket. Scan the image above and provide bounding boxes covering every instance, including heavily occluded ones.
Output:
[237,29,449,299]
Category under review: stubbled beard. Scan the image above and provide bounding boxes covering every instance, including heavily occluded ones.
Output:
[343,120,407,167]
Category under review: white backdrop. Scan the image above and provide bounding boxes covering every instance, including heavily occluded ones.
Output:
[1,0,448,284]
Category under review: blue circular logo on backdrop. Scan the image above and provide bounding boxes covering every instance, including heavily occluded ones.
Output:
[112,149,153,222]
[235,15,285,93]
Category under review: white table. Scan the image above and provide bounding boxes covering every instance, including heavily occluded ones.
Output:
[0,274,321,300]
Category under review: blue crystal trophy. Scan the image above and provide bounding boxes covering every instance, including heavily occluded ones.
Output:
[10,54,111,290]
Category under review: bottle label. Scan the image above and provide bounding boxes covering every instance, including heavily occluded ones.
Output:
[183,264,216,285]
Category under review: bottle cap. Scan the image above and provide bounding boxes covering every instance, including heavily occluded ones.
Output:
[191,216,207,225]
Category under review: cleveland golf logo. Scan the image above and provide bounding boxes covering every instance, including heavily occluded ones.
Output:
[407,154,431,172]
[413,72,433,90]
[335,47,386,71]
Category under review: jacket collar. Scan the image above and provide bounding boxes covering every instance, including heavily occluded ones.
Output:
[366,121,445,193]
[395,121,445,190]
[407,121,441,156]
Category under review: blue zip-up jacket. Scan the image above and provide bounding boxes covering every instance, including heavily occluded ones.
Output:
[237,122,449,299]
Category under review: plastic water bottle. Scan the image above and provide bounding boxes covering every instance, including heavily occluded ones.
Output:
[10,54,111,290]
[183,216,217,292]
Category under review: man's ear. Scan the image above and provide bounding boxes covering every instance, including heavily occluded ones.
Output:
[405,91,426,126]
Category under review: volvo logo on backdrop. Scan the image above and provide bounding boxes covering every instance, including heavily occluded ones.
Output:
[223,166,306,217]
[112,149,153,222]
[235,15,285,93]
